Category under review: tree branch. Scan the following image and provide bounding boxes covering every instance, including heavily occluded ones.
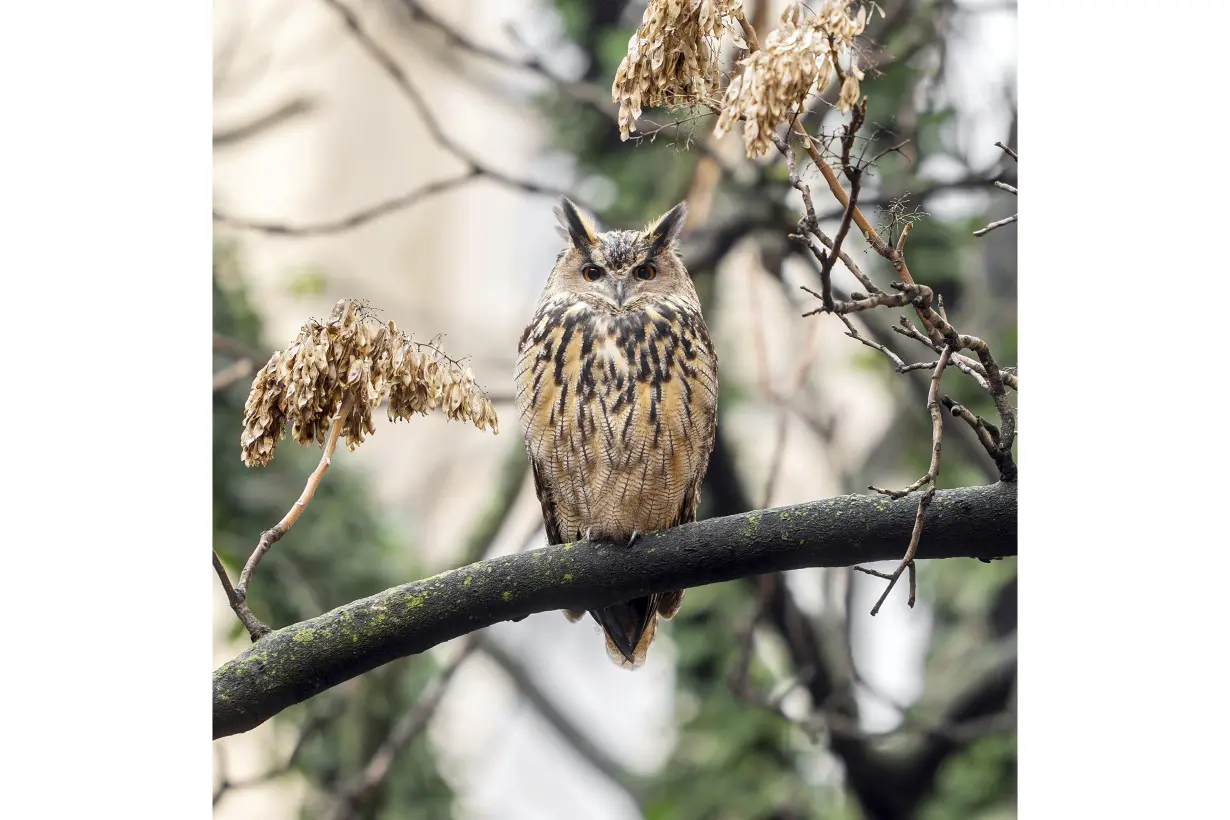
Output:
[214,482,1017,738]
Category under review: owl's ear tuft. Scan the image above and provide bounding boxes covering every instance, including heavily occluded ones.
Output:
[645,201,689,254]
[555,197,599,249]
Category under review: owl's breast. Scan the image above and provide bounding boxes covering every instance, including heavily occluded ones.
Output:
[516,297,717,539]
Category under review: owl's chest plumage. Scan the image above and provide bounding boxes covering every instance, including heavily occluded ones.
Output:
[515,296,718,541]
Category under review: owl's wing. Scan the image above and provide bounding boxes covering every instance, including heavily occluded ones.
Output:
[529,455,566,546]
[530,454,588,622]
[656,477,704,620]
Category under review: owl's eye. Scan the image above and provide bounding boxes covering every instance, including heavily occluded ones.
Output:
[582,264,605,282]
[633,262,658,281]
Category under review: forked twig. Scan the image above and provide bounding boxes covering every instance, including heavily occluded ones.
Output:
[213,550,271,641]
[863,345,953,615]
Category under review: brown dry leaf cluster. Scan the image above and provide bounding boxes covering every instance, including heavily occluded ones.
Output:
[241,299,498,467]
[611,0,744,141]
[715,1,874,157]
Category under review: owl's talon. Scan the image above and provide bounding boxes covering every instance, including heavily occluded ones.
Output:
[626,531,640,548]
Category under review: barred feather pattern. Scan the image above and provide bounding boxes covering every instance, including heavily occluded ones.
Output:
[516,284,718,668]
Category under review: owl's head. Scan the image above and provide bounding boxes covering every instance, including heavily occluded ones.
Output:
[546,198,693,313]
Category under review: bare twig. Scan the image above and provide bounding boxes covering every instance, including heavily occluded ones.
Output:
[780,119,1019,609]
[215,0,587,238]
[802,282,919,317]
[973,213,1018,237]
[891,307,1016,474]
[235,394,357,604]
[975,143,1018,235]
[838,314,905,370]
[213,171,478,236]
[317,0,572,201]
[891,319,995,390]
[941,396,1015,482]
[213,551,271,641]
[214,97,317,149]
[994,140,1018,162]
[869,139,911,166]
[789,125,896,267]
[777,129,881,300]
[867,345,954,615]
[816,170,861,310]
[851,565,894,581]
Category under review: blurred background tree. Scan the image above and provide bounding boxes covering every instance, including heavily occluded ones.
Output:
[212,1,1016,817]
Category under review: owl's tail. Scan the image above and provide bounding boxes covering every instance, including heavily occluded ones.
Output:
[591,590,686,669]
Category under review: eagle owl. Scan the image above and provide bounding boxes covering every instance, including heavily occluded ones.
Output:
[515,198,718,669]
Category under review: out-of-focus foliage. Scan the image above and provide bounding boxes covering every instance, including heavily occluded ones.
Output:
[213,242,456,819]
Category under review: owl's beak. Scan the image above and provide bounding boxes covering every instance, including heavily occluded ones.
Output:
[612,279,627,308]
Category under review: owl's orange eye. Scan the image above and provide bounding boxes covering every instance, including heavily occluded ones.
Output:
[582,264,605,281]
[634,262,658,281]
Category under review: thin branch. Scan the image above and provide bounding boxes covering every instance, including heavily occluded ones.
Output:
[789,124,896,268]
[839,314,905,370]
[235,395,356,605]
[802,282,918,317]
[973,213,1017,237]
[213,551,271,641]
[213,97,317,149]
[816,168,861,310]
[974,143,1018,236]
[213,171,478,237]
[777,130,880,300]
[868,345,953,615]
[317,0,573,201]
[217,0,593,239]
[941,396,1016,482]
[214,482,1018,738]
[891,319,995,391]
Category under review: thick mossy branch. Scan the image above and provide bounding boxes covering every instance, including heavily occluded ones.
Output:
[214,481,1016,738]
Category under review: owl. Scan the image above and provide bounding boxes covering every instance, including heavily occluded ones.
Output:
[515,197,719,669]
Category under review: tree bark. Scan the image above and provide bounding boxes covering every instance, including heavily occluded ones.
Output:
[214,481,1016,738]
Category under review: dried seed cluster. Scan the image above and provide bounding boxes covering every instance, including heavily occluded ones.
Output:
[241,299,498,467]
[612,0,743,141]
[715,1,873,157]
